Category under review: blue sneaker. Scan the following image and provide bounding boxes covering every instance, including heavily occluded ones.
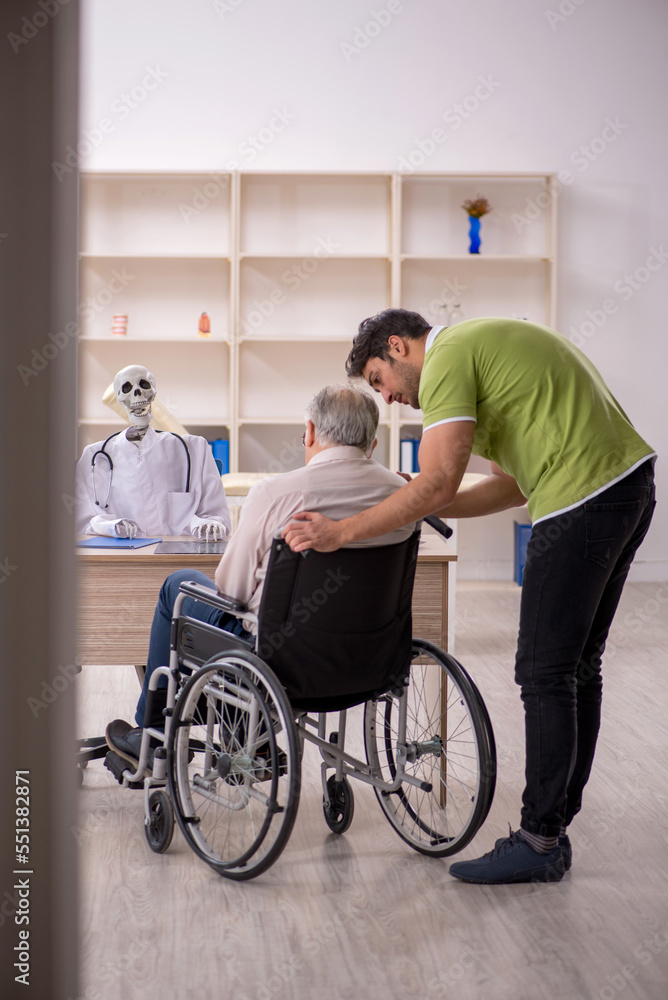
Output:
[449,830,566,884]
[494,832,572,872]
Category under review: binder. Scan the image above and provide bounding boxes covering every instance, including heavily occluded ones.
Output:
[400,439,414,474]
[209,439,230,475]
[400,437,421,474]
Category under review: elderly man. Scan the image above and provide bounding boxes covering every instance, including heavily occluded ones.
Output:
[105,383,415,769]
[283,309,655,884]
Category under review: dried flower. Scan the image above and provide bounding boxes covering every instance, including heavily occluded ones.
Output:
[461,196,492,218]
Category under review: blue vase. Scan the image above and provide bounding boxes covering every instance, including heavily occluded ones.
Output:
[468,215,481,254]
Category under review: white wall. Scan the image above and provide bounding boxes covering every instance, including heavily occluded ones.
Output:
[79,0,668,580]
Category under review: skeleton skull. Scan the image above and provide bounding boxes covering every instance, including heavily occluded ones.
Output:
[113,365,157,428]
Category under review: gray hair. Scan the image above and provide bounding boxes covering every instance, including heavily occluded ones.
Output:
[306,384,379,456]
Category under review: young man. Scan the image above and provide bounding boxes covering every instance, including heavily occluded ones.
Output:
[283,310,656,884]
[105,384,415,768]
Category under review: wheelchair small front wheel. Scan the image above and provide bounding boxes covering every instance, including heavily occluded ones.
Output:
[145,789,175,854]
[323,775,355,834]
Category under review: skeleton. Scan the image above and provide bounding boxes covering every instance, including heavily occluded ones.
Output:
[113,364,157,440]
[111,365,226,541]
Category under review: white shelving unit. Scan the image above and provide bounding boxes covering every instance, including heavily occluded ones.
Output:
[78,171,557,472]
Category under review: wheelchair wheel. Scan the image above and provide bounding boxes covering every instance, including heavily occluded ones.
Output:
[323,775,355,834]
[145,789,175,854]
[364,639,496,857]
[168,652,301,880]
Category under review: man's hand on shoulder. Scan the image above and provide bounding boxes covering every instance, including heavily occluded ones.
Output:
[282,512,345,552]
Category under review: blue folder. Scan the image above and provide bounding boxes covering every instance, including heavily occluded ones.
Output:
[77,537,163,549]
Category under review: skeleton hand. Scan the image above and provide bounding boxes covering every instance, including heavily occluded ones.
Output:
[115,519,140,539]
[192,522,225,542]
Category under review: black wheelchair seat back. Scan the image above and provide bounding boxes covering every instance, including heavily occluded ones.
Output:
[255,530,421,711]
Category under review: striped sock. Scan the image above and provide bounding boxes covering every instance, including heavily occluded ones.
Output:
[519,828,559,855]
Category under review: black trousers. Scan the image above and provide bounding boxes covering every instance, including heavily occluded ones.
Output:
[515,459,656,837]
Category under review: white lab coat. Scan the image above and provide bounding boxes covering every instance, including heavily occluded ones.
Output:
[76,427,231,538]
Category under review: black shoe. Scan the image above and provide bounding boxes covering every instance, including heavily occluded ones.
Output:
[494,831,572,871]
[450,830,565,884]
[105,719,156,774]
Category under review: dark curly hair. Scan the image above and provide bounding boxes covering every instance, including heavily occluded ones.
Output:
[345,308,430,379]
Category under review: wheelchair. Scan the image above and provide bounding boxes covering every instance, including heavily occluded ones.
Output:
[106,519,496,881]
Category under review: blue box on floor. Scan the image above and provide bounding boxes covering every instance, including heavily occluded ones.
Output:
[514,522,532,585]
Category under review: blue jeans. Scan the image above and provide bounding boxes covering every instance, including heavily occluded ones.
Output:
[516,459,656,837]
[135,569,252,728]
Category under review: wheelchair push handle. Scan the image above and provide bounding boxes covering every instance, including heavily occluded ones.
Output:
[273,519,452,553]
[423,514,453,540]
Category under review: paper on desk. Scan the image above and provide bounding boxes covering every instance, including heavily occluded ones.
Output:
[76,537,163,549]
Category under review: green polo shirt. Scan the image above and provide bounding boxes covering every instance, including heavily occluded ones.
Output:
[418,318,654,522]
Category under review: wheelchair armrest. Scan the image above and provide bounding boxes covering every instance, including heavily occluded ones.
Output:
[178,580,248,615]
[273,528,312,558]
[423,514,453,540]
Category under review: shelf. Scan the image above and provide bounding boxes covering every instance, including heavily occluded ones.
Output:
[239,173,391,256]
[238,417,306,426]
[78,416,127,426]
[238,420,391,474]
[80,252,232,260]
[80,172,232,257]
[239,252,392,261]
[176,417,230,427]
[238,416,392,426]
[79,256,230,341]
[78,416,231,427]
[238,334,355,343]
[400,175,553,258]
[400,254,553,263]
[239,256,389,340]
[78,336,231,344]
[78,340,230,427]
[401,257,550,328]
[238,340,365,422]
[78,170,556,473]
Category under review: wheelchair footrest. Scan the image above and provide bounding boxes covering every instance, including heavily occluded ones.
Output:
[76,738,109,764]
[104,751,143,790]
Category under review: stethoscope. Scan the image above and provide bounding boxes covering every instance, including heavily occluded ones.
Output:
[91,430,191,509]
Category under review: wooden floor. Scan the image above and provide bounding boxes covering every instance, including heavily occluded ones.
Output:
[76,582,668,1000]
